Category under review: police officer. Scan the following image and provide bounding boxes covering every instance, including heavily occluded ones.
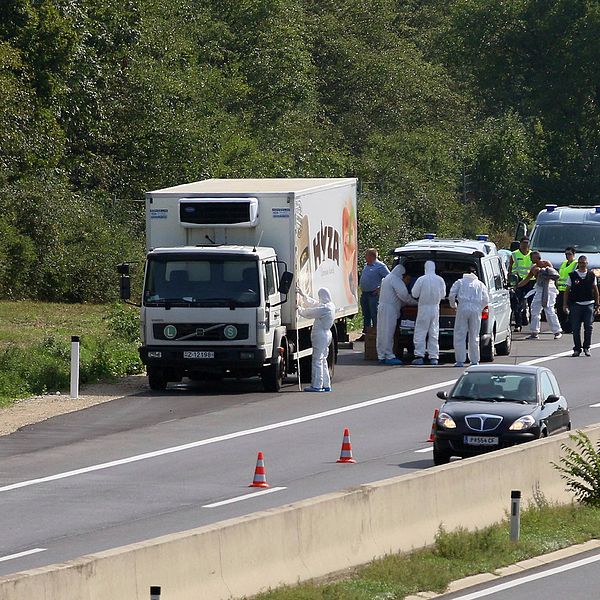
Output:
[556,247,577,334]
[509,237,533,332]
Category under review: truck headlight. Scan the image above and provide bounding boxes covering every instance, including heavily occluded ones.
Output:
[509,415,535,431]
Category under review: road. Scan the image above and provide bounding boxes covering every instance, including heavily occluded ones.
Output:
[1,333,599,576]
[439,547,600,599]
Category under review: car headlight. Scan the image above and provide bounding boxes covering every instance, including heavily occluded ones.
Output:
[437,412,457,429]
[509,415,536,431]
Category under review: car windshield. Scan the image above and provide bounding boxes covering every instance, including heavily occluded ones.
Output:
[450,371,537,403]
[144,257,260,307]
[530,224,600,253]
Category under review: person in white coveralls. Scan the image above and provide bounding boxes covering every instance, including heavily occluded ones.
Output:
[449,266,490,367]
[298,287,336,392]
[411,260,447,366]
[376,264,417,365]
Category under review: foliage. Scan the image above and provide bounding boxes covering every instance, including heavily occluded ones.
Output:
[553,431,600,507]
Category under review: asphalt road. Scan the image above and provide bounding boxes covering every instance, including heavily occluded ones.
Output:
[1,332,599,577]
[439,547,600,599]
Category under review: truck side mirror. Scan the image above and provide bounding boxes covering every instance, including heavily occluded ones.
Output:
[120,275,131,300]
[278,271,293,295]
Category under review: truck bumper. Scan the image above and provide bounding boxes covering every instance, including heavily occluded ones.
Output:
[140,345,268,375]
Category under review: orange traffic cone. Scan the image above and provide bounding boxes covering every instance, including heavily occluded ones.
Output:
[249,451,270,488]
[427,409,439,442]
[337,428,357,463]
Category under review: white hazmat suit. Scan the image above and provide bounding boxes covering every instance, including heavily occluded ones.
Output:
[449,272,490,366]
[376,265,417,363]
[528,264,561,337]
[298,287,336,391]
[411,261,447,364]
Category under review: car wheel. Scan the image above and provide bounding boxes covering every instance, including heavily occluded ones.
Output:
[433,446,451,466]
[147,367,168,391]
[495,328,512,356]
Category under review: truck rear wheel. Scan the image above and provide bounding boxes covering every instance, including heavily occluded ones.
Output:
[148,367,168,391]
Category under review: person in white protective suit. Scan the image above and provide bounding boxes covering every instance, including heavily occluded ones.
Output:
[517,251,562,340]
[297,287,336,392]
[411,261,447,366]
[376,265,417,365]
[449,266,490,367]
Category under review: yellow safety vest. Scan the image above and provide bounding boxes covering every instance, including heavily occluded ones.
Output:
[557,259,577,292]
[511,249,532,279]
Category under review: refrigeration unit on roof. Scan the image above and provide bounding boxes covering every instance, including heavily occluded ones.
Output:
[178,197,259,227]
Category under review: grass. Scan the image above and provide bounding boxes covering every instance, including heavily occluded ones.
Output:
[0,301,143,407]
[251,502,600,599]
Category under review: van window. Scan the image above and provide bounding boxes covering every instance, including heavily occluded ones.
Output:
[490,258,503,290]
[482,260,495,289]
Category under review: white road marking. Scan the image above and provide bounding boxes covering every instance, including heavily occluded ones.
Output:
[0,548,46,563]
[2,344,593,494]
[448,551,600,599]
[590,403,600,408]
[202,487,287,508]
[415,447,433,453]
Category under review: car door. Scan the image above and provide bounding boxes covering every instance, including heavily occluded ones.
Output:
[540,371,562,433]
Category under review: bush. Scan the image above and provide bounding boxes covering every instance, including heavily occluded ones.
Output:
[553,431,600,507]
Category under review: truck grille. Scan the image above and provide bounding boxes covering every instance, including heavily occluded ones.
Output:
[153,323,249,341]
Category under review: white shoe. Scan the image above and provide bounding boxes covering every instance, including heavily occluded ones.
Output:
[554,332,562,339]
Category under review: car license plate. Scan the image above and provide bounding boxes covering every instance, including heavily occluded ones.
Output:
[183,351,214,359]
[464,436,499,446]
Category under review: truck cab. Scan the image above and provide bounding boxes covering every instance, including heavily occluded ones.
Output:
[140,246,290,391]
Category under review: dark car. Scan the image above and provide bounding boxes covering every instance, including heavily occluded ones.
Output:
[433,364,571,465]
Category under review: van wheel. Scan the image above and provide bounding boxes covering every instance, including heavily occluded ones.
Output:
[148,367,168,391]
[480,333,496,362]
[496,328,512,356]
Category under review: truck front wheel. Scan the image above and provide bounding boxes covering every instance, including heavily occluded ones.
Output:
[148,367,168,391]
[261,354,285,392]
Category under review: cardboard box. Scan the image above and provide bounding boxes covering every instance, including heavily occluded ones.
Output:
[364,326,378,361]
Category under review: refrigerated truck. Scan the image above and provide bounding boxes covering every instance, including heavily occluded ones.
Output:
[119,178,359,391]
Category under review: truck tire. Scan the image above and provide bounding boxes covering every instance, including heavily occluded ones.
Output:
[261,354,285,392]
[148,367,168,391]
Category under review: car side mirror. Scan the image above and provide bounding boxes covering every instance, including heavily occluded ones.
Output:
[436,391,448,400]
[545,394,560,403]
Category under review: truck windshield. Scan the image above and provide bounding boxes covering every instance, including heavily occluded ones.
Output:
[530,224,600,253]
[144,258,260,307]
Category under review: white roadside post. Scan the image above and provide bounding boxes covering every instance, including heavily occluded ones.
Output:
[510,489,521,542]
[70,335,80,399]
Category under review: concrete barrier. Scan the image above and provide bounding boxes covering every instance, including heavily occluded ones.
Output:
[1,425,598,600]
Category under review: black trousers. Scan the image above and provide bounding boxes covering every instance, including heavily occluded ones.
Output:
[556,291,572,333]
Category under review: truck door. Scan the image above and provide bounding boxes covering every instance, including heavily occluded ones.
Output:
[263,260,282,338]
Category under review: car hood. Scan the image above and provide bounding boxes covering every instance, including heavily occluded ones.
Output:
[442,400,535,420]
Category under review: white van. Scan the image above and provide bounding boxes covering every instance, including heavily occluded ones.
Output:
[392,236,512,362]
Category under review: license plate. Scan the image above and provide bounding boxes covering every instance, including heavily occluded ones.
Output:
[464,436,499,446]
[183,351,214,359]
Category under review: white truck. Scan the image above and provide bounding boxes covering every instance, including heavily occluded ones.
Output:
[119,178,359,392]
